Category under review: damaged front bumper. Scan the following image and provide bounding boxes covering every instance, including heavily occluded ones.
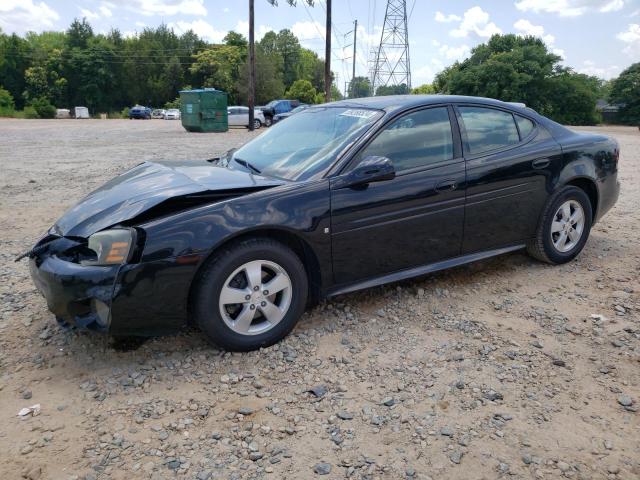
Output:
[29,254,120,331]
[26,233,199,336]
[26,235,121,332]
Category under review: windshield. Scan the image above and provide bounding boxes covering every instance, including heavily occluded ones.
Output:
[231,106,383,181]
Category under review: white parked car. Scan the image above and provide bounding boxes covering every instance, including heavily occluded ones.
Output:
[165,109,181,120]
[151,109,166,119]
[227,106,266,129]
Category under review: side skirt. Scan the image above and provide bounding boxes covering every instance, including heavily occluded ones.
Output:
[326,244,526,298]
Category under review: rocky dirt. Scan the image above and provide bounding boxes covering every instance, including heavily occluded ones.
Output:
[0,119,638,480]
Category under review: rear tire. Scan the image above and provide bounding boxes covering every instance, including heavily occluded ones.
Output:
[527,186,592,264]
[192,238,308,351]
[253,119,262,129]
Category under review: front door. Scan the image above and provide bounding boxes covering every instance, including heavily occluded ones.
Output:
[330,106,466,285]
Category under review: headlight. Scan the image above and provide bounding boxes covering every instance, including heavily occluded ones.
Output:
[82,229,135,266]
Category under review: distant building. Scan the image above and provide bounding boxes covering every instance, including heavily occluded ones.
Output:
[596,99,620,124]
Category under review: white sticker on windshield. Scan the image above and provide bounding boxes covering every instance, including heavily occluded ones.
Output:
[339,109,377,119]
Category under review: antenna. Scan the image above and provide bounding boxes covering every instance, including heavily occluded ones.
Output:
[369,0,411,95]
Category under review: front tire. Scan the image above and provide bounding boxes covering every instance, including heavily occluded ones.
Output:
[192,238,308,351]
[264,117,273,127]
[253,119,262,129]
[527,186,593,264]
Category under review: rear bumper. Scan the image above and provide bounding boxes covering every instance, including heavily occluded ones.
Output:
[595,175,620,223]
[29,256,119,331]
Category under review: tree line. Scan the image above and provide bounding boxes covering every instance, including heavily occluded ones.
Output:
[0,20,638,125]
[0,19,339,118]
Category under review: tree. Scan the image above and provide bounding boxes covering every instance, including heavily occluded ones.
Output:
[375,84,408,96]
[609,63,640,125]
[412,83,436,94]
[238,49,285,104]
[286,79,317,104]
[545,72,600,125]
[0,87,15,114]
[349,76,371,98]
[190,45,244,102]
[299,49,325,92]
[66,18,93,50]
[30,97,56,118]
[433,34,602,124]
[275,29,302,88]
[0,33,31,109]
[434,35,559,110]
[224,31,248,49]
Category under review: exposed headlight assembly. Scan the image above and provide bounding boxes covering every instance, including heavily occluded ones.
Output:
[83,228,136,266]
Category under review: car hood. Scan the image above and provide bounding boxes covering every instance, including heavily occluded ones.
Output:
[54,161,286,237]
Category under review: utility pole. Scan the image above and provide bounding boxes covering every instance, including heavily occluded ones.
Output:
[324,0,332,102]
[248,0,256,131]
[351,19,357,98]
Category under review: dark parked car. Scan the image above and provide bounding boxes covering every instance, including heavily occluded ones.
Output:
[24,95,620,351]
[259,99,301,126]
[272,104,309,124]
[129,105,151,119]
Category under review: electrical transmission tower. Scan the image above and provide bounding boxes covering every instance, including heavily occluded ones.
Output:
[369,0,411,95]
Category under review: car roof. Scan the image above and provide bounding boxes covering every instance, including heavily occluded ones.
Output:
[326,95,533,115]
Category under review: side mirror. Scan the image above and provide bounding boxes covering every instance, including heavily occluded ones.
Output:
[343,156,396,188]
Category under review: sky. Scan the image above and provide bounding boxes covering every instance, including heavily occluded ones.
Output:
[1,0,639,93]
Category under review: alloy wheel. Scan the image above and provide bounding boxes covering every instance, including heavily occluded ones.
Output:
[218,260,292,335]
[550,200,585,253]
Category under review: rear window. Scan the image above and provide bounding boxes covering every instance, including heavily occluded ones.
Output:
[515,115,535,139]
[459,106,519,155]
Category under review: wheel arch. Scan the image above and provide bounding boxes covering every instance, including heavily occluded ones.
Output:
[562,176,599,221]
[186,227,322,323]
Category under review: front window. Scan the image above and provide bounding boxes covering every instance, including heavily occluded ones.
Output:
[230,106,383,181]
[354,107,454,172]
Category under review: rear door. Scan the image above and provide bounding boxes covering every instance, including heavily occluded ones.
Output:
[330,106,466,285]
[238,107,249,126]
[228,108,241,126]
[455,105,562,253]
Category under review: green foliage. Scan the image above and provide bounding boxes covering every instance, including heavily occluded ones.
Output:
[121,107,130,118]
[237,50,285,105]
[285,79,317,104]
[375,84,409,96]
[412,83,436,94]
[223,31,248,49]
[19,106,40,119]
[164,97,181,109]
[433,34,604,125]
[0,87,15,113]
[274,29,301,88]
[190,45,244,102]
[545,72,601,125]
[349,76,371,98]
[609,63,640,125]
[0,19,341,114]
[30,97,56,118]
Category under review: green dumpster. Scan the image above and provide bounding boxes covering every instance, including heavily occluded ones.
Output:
[179,88,228,132]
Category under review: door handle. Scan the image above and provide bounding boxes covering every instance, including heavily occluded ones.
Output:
[532,158,550,169]
[435,180,457,192]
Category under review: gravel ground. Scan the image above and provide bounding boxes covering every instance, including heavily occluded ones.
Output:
[0,119,638,480]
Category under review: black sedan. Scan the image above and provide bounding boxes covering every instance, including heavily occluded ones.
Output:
[24,95,620,351]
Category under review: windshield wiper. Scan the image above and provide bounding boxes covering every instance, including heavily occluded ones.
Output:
[233,157,262,175]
